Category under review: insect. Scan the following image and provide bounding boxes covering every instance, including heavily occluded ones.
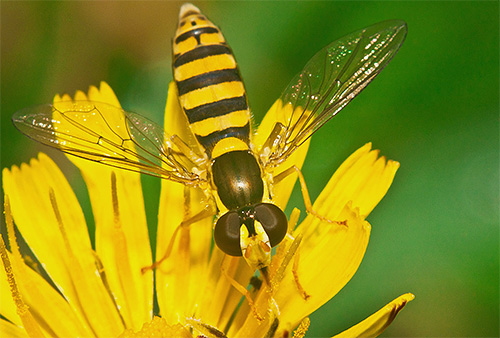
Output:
[13,4,406,281]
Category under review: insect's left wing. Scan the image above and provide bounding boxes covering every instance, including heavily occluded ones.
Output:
[12,100,204,185]
[261,20,407,167]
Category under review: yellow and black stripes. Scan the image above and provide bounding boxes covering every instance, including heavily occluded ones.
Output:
[173,3,251,159]
[176,68,242,97]
[174,26,219,46]
[173,44,232,69]
[183,96,248,123]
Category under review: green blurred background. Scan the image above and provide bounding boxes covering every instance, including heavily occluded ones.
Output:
[1,1,498,337]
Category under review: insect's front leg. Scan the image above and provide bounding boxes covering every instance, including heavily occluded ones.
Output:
[170,134,209,168]
[270,208,310,301]
[291,244,310,301]
[141,185,216,274]
[220,255,264,321]
[273,165,347,227]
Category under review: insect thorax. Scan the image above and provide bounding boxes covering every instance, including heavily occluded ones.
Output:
[211,150,264,210]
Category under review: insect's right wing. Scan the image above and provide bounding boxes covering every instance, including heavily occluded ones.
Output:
[12,100,205,186]
[260,20,407,167]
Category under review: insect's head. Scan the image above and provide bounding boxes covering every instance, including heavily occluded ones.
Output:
[214,203,288,269]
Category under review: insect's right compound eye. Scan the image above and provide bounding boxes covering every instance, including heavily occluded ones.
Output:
[214,211,242,256]
[254,203,288,247]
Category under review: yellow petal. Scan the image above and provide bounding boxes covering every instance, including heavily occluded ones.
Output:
[156,82,213,323]
[252,98,290,150]
[3,154,125,336]
[258,145,398,330]
[333,293,415,338]
[0,243,22,327]
[53,83,153,329]
[0,319,29,338]
[1,228,45,338]
[90,81,122,106]
[201,252,253,330]
[1,237,93,337]
[3,155,90,305]
[3,196,76,337]
[313,143,399,219]
[279,205,370,332]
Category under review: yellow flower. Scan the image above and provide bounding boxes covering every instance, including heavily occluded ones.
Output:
[1,82,413,337]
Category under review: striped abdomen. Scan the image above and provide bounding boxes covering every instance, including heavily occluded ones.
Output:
[173,4,251,160]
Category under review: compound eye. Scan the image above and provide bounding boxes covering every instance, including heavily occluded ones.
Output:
[254,203,287,247]
[214,211,243,256]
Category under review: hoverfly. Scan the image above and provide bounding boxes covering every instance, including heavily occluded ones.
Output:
[12,4,407,282]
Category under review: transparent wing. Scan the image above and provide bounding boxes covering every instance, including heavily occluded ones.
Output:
[12,100,204,185]
[262,20,407,167]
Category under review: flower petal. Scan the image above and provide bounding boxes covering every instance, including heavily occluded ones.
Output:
[333,293,414,338]
[0,319,29,338]
[281,205,370,333]
[155,82,213,323]
[201,253,254,330]
[1,223,45,337]
[53,82,154,329]
[3,154,125,336]
[1,233,93,337]
[3,158,91,301]
[0,247,22,327]
[313,143,399,218]
[267,145,398,330]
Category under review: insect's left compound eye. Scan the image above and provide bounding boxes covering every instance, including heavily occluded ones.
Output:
[254,203,288,247]
[214,211,243,256]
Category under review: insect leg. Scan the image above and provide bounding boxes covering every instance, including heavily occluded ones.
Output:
[220,256,264,321]
[141,188,216,274]
[273,166,347,226]
[291,246,310,300]
[259,122,286,159]
[271,208,309,300]
[170,134,208,168]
